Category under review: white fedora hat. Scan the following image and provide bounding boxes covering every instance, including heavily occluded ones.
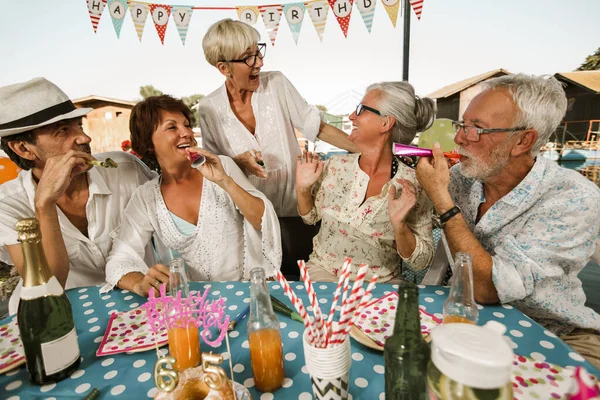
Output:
[0,78,93,138]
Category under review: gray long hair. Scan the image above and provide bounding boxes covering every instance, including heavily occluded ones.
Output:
[481,74,567,156]
[367,81,436,145]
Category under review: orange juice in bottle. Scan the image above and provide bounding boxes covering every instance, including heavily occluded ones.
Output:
[247,268,285,393]
[442,253,479,325]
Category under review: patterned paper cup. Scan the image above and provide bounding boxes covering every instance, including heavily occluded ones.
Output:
[302,328,351,400]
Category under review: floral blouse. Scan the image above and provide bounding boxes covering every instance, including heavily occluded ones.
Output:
[301,154,434,282]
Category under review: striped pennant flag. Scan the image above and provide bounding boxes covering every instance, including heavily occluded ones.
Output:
[409,0,424,20]
[150,4,172,45]
[355,0,376,33]
[328,0,354,38]
[129,1,149,42]
[236,6,260,25]
[381,0,400,27]
[305,0,329,42]
[86,0,107,34]
[282,3,306,45]
[107,0,128,38]
[258,5,283,46]
[171,6,193,46]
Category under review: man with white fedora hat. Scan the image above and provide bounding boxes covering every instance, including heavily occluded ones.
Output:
[0,77,156,314]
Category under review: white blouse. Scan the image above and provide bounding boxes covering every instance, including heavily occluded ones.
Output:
[198,71,322,217]
[102,156,282,292]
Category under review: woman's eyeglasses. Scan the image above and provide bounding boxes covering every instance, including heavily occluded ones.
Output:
[221,43,267,68]
[355,103,382,116]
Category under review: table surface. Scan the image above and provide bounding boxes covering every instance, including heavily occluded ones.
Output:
[1,281,598,400]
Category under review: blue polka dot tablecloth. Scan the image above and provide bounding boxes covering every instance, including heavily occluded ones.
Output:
[1,282,598,399]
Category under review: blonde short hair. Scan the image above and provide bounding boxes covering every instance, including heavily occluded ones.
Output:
[203,19,261,67]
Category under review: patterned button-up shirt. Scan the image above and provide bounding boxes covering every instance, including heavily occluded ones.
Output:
[449,157,600,335]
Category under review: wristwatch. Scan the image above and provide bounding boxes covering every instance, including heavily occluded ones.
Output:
[434,206,461,228]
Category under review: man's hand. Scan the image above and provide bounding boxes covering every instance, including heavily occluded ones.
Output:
[132,264,170,297]
[296,151,323,193]
[34,150,93,208]
[416,143,453,213]
[232,150,267,179]
[388,179,417,230]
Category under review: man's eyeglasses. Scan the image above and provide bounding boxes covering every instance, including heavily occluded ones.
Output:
[452,121,528,142]
[221,43,267,68]
[355,103,383,116]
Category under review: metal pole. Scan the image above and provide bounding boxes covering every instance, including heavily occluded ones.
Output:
[402,0,411,81]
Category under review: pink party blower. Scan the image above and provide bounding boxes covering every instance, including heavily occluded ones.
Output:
[393,143,462,160]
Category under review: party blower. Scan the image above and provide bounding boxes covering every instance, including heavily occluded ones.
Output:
[392,143,462,160]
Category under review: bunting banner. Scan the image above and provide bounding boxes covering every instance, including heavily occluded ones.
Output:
[282,3,306,44]
[409,0,423,20]
[84,0,426,45]
[107,0,128,38]
[150,4,172,44]
[237,6,260,25]
[382,0,399,27]
[355,0,376,33]
[129,1,150,42]
[305,0,329,41]
[172,6,193,45]
[328,0,353,38]
[258,5,283,46]
[86,0,107,34]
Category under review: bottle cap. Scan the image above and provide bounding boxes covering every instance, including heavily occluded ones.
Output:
[15,218,41,242]
[429,323,513,389]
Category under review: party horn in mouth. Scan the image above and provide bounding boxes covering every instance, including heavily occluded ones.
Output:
[87,158,118,168]
[392,143,462,159]
[186,147,206,168]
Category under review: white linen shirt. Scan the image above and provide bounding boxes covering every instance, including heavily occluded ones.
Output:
[0,151,156,313]
[449,157,600,335]
[198,71,322,217]
[102,156,282,292]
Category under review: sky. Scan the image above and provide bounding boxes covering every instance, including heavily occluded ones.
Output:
[0,0,598,114]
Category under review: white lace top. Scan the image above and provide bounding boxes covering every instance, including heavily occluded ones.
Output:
[101,156,282,292]
[197,71,322,217]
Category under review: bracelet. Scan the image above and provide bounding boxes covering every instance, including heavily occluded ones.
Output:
[439,206,461,225]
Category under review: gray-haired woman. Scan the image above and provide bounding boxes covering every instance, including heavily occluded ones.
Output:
[296,82,436,282]
[198,18,357,274]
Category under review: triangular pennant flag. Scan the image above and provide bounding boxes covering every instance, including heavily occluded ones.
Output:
[305,0,329,42]
[381,0,399,27]
[328,0,354,38]
[355,0,376,33]
[129,1,149,42]
[150,4,172,45]
[236,6,260,26]
[86,0,107,34]
[409,0,423,20]
[107,0,128,38]
[171,6,193,46]
[282,3,306,45]
[258,5,283,46]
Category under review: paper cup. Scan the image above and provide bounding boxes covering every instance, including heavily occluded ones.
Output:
[302,329,351,400]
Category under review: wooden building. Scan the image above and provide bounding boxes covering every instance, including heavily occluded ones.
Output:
[73,96,136,154]
[554,71,600,141]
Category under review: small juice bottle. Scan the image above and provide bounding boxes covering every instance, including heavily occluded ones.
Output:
[247,268,285,393]
[442,252,479,325]
[167,258,201,372]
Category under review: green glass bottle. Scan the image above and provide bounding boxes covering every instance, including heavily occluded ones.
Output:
[384,281,430,399]
[16,218,81,385]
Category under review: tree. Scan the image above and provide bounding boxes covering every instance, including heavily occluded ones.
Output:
[182,94,205,127]
[316,104,328,112]
[139,85,163,99]
[577,47,600,71]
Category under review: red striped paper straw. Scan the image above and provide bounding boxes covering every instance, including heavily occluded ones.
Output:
[276,271,318,344]
[344,275,379,338]
[299,260,326,347]
[326,257,351,344]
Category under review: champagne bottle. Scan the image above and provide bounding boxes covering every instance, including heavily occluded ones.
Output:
[16,218,81,385]
[384,281,430,400]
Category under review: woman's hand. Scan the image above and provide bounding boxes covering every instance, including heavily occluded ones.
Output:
[186,148,231,187]
[232,150,267,179]
[296,151,323,193]
[131,264,170,297]
[388,179,417,231]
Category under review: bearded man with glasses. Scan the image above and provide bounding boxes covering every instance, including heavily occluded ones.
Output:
[416,74,600,368]
[198,19,358,279]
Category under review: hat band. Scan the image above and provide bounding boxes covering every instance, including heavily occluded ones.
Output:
[0,100,78,130]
